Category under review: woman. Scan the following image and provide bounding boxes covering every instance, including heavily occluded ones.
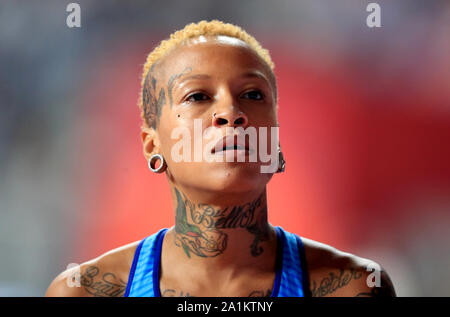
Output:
[46,20,396,297]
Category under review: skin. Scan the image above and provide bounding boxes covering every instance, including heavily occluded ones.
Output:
[45,35,396,297]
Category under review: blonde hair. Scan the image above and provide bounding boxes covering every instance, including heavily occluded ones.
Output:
[139,19,276,129]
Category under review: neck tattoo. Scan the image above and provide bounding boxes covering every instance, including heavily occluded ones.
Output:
[173,187,271,258]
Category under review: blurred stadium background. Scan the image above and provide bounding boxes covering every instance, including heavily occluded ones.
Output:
[0,0,449,296]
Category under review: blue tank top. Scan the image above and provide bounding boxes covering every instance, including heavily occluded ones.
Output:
[124,226,310,297]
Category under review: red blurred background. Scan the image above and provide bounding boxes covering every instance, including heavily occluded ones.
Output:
[76,36,450,268]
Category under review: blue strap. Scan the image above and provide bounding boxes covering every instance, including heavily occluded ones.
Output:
[270,226,283,297]
[296,235,311,297]
[152,228,168,297]
[123,238,145,297]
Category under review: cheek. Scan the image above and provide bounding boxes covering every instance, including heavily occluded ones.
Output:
[245,102,277,125]
[159,107,212,155]
[157,115,197,166]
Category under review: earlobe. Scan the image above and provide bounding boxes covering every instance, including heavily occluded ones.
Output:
[141,127,160,161]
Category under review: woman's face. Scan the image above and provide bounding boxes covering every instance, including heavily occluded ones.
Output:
[142,35,278,195]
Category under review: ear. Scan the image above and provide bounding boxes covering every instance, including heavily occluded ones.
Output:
[141,126,161,162]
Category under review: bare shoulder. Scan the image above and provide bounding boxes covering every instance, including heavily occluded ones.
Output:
[301,237,396,297]
[45,240,141,297]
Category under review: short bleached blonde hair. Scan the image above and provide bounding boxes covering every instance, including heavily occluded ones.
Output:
[139,19,276,129]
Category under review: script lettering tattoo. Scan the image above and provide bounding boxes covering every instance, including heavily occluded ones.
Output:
[310,268,363,297]
[142,63,166,129]
[248,289,272,297]
[191,197,260,230]
[80,266,127,297]
[355,270,396,297]
[174,187,269,258]
[190,203,225,227]
[161,288,194,297]
[213,199,259,229]
[194,197,270,257]
[167,67,192,107]
[160,288,271,297]
[174,188,227,258]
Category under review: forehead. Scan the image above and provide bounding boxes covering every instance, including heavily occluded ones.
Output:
[155,35,273,81]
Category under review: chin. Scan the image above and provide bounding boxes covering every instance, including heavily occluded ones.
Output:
[204,163,273,194]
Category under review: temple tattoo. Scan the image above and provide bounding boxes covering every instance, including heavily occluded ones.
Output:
[80,266,127,297]
[173,187,270,258]
[143,66,195,128]
[142,63,166,129]
[310,268,363,297]
[167,67,192,107]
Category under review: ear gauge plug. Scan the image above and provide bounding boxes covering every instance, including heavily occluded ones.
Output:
[148,153,167,173]
[276,146,285,173]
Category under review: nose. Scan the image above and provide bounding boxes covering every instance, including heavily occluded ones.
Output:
[212,108,248,128]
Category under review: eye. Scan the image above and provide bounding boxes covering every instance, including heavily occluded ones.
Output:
[186,92,210,103]
[241,90,264,101]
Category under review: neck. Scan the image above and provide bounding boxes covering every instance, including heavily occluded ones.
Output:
[167,185,276,270]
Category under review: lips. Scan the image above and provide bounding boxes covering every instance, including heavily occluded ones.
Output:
[211,134,250,154]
